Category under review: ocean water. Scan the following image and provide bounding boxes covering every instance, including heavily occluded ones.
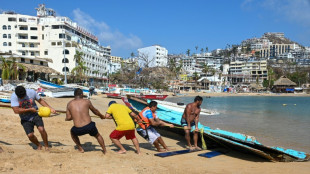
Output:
[165,96,310,153]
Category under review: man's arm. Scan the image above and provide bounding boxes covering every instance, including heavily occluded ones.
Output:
[185,105,192,127]
[89,101,105,119]
[37,98,56,114]
[12,107,36,114]
[129,112,142,123]
[104,113,113,119]
[194,109,201,131]
[152,118,174,128]
[65,103,72,121]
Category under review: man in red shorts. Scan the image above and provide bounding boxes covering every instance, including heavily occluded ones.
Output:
[105,101,142,154]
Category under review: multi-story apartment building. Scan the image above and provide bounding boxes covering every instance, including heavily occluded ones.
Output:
[137,45,168,68]
[229,59,268,85]
[110,56,123,63]
[0,4,111,81]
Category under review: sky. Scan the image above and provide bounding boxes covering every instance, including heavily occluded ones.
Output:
[1,0,310,58]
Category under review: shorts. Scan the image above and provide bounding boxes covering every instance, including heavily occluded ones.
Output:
[181,118,195,127]
[21,115,44,135]
[71,122,99,137]
[110,130,136,140]
[136,127,161,144]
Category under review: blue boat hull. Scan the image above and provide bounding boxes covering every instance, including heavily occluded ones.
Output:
[122,96,309,162]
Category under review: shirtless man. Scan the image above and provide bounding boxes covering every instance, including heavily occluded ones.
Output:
[66,88,106,153]
[181,96,203,150]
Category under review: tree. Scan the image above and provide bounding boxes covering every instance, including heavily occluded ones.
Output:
[202,63,210,76]
[186,49,190,56]
[205,46,208,53]
[74,50,83,63]
[200,48,204,54]
[10,57,25,80]
[130,52,135,58]
[1,56,25,80]
[1,57,11,80]
[193,72,199,84]
[195,46,198,54]
[267,67,275,89]
[137,52,155,68]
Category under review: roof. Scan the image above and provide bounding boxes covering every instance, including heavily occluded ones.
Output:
[273,76,297,86]
[20,63,60,74]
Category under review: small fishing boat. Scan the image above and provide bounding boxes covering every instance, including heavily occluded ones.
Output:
[122,95,310,162]
[0,95,11,103]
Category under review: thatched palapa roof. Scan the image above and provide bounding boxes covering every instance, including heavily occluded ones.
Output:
[20,63,60,74]
[273,76,296,86]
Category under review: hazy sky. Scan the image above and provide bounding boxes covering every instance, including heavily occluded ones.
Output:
[1,0,310,58]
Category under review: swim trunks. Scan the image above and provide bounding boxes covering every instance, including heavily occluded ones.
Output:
[71,122,98,137]
[136,127,161,144]
[181,118,195,127]
[109,129,136,140]
[21,114,44,135]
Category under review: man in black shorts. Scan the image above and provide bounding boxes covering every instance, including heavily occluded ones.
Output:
[11,86,56,150]
[66,88,106,153]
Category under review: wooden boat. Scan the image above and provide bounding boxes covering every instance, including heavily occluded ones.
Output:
[122,95,310,162]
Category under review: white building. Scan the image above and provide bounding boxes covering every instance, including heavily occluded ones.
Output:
[0,4,111,81]
[137,45,168,68]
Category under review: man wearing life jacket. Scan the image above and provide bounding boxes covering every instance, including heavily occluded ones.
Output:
[136,101,174,152]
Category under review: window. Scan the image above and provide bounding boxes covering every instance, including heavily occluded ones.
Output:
[8,25,11,30]
[30,43,34,47]
[30,36,38,40]
[8,34,11,39]
[62,67,69,72]
[31,52,34,56]
[30,60,34,63]
[19,26,28,30]
[51,42,56,46]
[59,33,65,38]
[40,61,43,65]
[42,34,44,40]
[30,27,37,30]
[8,42,11,46]
[22,51,26,56]
[3,34,7,38]
[21,58,25,62]
[63,49,69,54]
[8,17,16,22]
[22,43,25,47]
[2,25,7,30]
[19,18,27,22]
[42,26,44,31]
[57,42,62,46]
[44,51,48,55]
[3,42,7,46]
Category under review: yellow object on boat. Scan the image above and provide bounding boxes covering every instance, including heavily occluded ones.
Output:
[38,107,51,117]
[283,104,287,106]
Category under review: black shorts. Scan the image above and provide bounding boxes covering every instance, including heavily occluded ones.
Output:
[71,122,98,137]
[181,118,195,127]
[21,115,44,135]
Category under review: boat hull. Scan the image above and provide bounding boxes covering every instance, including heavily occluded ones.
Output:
[106,93,121,99]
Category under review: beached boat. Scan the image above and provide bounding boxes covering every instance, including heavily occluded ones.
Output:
[106,88,168,100]
[0,94,11,103]
[122,95,310,162]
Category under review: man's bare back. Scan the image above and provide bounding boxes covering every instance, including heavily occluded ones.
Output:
[67,99,92,127]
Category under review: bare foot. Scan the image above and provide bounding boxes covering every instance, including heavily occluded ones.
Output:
[136,151,141,155]
[37,145,43,150]
[44,146,49,151]
[101,150,107,154]
[77,146,84,153]
[117,150,126,154]
[195,146,202,151]
[158,149,166,152]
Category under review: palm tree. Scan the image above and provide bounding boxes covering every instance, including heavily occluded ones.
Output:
[195,46,198,54]
[211,68,216,85]
[71,61,88,82]
[130,52,135,58]
[193,72,199,84]
[202,63,210,76]
[10,57,25,80]
[267,67,275,89]
[186,49,190,57]
[205,46,209,53]
[200,48,204,54]
[74,50,84,63]
[1,57,11,80]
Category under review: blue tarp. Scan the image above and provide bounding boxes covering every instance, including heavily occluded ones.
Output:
[286,88,294,92]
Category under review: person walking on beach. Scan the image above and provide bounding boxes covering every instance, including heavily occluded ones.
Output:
[11,86,56,150]
[181,96,203,150]
[136,101,174,152]
[66,88,106,153]
[104,101,142,154]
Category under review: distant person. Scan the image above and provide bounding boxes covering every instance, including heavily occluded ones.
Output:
[88,86,95,99]
[11,86,56,150]
[181,96,203,150]
[66,88,106,153]
[136,101,174,152]
[105,101,142,154]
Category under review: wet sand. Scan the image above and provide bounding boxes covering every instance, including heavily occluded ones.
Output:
[0,94,309,173]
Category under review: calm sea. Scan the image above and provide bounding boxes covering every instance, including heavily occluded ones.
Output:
[165,96,310,153]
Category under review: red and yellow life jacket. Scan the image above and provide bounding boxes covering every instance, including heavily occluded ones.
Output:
[137,107,156,129]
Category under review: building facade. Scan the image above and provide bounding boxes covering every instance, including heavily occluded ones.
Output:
[0,4,111,81]
[137,45,168,68]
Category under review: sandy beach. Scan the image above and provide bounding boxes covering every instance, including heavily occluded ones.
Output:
[0,94,309,174]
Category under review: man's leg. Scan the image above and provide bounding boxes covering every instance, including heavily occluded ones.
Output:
[37,126,48,150]
[110,138,126,154]
[27,132,42,150]
[70,131,84,153]
[131,138,140,154]
[193,131,201,150]
[95,133,106,154]
[157,137,170,151]
[184,128,193,149]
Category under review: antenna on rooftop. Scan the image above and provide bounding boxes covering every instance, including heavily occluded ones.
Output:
[35,4,56,17]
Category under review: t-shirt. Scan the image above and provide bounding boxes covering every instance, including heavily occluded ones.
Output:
[141,109,158,119]
[11,89,40,121]
[106,103,135,131]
